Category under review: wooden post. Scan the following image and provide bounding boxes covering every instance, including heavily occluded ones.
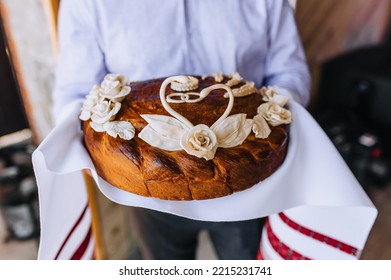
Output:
[41,0,59,55]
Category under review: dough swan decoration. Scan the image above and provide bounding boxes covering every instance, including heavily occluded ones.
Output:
[138,76,254,160]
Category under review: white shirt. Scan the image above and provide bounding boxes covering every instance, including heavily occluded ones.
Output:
[53,0,310,121]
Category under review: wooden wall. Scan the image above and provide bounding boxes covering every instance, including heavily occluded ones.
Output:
[295,0,391,106]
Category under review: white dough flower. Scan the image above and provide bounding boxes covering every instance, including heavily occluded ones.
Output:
[259,86,289,106]
[100,74,131,102]
[89,121,106,132]
[180,124,218,160]
[90,100,121,124]
[170,75,199,92]
[257,102,292,126]
[252,114,272,139]
[103,121,135,140]
[79,85,103,121]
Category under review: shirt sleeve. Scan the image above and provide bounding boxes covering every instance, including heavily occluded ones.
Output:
[52,0,107,123]
[263,0,311,106]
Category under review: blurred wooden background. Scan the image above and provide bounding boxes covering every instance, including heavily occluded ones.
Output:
[295,0,391,106]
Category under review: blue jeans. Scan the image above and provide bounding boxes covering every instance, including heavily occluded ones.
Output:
[130,208,263,260]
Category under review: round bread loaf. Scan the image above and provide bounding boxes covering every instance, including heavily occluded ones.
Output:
[82,75,289,200]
